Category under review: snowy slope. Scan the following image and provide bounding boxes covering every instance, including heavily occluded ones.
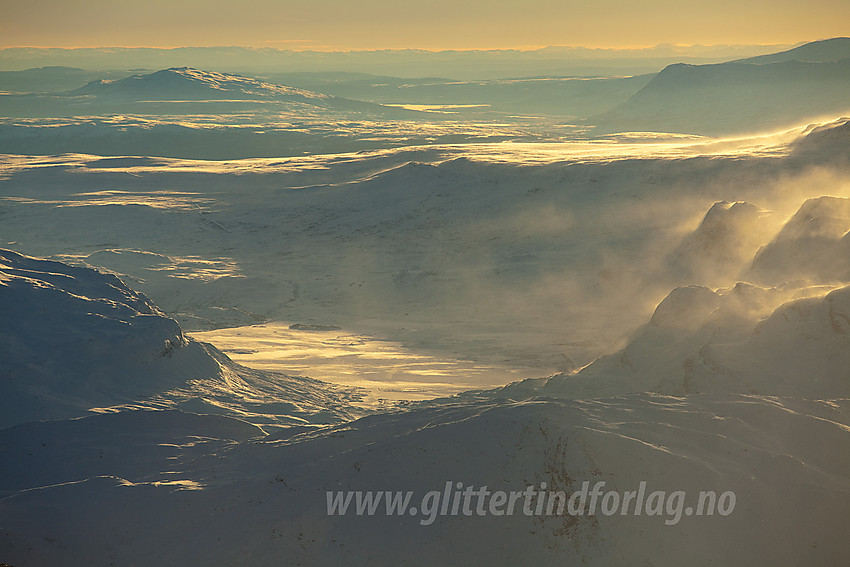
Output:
[2,392,849,566]
[542,281,850,398]
[791,116,850,164]
[0,249,368,428]
[0,248,210,425]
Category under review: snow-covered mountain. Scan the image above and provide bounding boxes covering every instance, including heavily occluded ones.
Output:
[791,115,850,163]
[71,66,331,102]
[0,248,206,425]
[541,281,850,398]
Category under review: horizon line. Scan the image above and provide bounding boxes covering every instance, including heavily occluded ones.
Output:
[0,40,820,54]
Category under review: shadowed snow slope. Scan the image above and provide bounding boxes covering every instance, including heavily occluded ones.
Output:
[0,249,368,428]
[0,248,209,425]
[2,394,849,566]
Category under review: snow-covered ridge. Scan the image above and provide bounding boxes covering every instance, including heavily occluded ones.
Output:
[72,66,330,101]
[0,248,200,426]
[791,116,850,162]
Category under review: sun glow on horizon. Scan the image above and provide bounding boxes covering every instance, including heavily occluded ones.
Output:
[2,0,849,52]
[0,41,814,54]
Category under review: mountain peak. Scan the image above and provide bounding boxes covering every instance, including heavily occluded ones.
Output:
[73,67,329,101]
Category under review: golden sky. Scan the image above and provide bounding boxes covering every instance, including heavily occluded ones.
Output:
[2,0,849,50]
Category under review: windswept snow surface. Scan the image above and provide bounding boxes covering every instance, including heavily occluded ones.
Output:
[2,117,850,565]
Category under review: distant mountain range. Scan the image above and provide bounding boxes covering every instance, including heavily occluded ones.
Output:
[1,39,849,143]
[0,65,132,94]
[0,43,794,80]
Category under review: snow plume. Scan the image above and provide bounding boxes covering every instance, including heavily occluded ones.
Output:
[540,190,850,399]
[749,196,850,285]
